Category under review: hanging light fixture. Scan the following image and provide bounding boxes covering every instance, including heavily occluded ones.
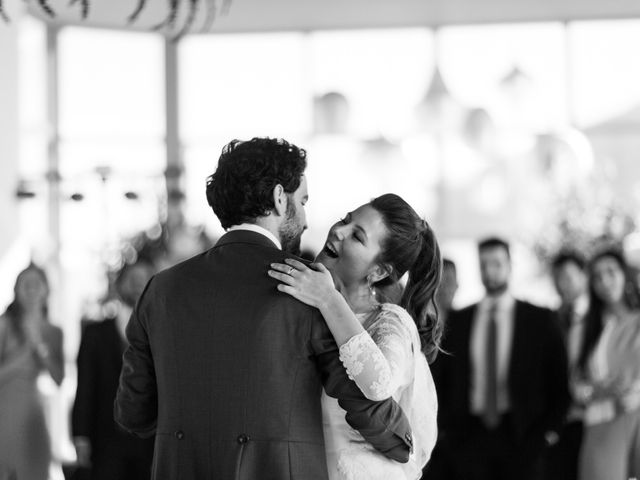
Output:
[414,66,459,133]
[1,0,232,39]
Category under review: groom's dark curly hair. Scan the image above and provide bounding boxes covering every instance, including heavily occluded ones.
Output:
[206,137,307,229]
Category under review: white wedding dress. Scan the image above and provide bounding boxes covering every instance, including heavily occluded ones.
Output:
[322,303,438,480]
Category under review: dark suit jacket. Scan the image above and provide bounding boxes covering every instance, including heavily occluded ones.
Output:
[72,319,154,458]
[434,299,570,462]
[115,230,412,480]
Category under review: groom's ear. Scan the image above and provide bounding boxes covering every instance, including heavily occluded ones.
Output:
[272,184,287,217]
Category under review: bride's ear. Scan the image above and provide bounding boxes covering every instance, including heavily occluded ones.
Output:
[272,184,287,217]
[369,263,392,284]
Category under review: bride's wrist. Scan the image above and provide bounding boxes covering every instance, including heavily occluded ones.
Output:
[319,289,348,315]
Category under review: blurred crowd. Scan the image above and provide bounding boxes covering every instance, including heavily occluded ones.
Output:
[424,238,640,480]
[1,233,639,480]
[0,258,157,480]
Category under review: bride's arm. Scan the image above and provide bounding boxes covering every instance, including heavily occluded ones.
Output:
[269,259,410,400]
[338,313,412,401]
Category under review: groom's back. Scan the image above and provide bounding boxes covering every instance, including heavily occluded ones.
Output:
[120,230,331,479]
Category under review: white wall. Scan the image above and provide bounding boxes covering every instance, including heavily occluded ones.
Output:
[0,0,21,273]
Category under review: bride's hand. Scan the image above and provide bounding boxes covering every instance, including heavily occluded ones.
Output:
[269,258,338,309]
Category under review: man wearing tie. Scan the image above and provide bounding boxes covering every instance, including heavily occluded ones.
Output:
[433,237,570,480]
[546,251,589,480]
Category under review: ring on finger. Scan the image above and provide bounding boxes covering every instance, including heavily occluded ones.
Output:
[288,266,294,275]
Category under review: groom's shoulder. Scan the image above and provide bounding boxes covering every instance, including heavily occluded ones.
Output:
[147,251,210,290]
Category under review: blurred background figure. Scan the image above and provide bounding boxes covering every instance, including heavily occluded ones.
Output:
[422,257,459,480]
[71,260,156,480]
[433,237,569,480]
[0,264,64,480]
[574,249,640,480]
[435,258,459,322]
[545,251,589,480]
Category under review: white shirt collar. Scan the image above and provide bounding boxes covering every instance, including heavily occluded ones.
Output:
[481,290,515,311]
[573,294,589,317]
[228,223,282,250]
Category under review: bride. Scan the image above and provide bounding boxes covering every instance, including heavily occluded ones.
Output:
[269,193,441,480]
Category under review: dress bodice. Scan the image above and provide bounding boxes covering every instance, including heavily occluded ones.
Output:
[322,303,438,480]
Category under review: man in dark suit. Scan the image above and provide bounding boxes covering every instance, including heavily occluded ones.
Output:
[423,258,459,480]
[545,251,589,480]
[433,237,570,480]
[73,260,156,480]
[115,138,412,480]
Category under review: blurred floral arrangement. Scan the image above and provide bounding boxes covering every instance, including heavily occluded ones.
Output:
[113,221,215,272]
[0,0,232,39]
[533,188,637,266]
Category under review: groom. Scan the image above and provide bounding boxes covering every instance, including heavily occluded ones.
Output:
[114,138,412,479]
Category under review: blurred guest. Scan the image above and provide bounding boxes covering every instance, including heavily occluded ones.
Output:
[423,258,459,480]
[72,260,155,480]
[435,258,459,322]
[0,264,64,480]
[546,251,589,480]
[574,249,640,480]
[433,237,569,480]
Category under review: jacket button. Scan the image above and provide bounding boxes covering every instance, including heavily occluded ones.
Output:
[175,430,185,440]
[237,434,249,444]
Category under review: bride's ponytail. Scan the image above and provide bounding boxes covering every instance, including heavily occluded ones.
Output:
[369,194,444,363]
[400,223,442,363]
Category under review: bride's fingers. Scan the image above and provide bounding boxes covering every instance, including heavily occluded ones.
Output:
[276,284,302,299]
[310,262,329,273]
[277,283,298,297]
[270,263,297,275]
[268,269,296,284]
[284,258,306,271]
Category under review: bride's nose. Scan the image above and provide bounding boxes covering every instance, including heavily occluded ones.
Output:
[333,225,346,241]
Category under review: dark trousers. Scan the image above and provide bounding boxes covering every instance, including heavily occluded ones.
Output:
[444,415,544,480]
[421,436,455,480]
[91,439,153,480]
[545,420,584,480]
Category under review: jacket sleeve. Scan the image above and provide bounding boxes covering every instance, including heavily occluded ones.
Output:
[542,308,571,436]
[72,325,98,439]
[430,321,453,434]
[113,279,158,438]
[309,309,413,463]
[522,307,570,455]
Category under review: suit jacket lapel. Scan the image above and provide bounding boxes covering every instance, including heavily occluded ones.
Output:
[462,305,477,415]
[508,300,525,395]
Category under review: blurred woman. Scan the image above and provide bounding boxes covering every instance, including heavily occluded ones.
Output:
[0,264,64,480]
[575,249,640,480]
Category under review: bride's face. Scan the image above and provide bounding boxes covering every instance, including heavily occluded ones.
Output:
[316,204,388,287]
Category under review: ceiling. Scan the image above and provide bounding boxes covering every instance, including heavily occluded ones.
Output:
[29,0,640,34]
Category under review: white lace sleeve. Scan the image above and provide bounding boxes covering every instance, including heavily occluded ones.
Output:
[338,306,413,401]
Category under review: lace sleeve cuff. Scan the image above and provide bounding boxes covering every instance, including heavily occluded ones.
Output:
[339,331,394,400]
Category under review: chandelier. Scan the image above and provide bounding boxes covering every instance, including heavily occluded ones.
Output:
[0,0,232,40]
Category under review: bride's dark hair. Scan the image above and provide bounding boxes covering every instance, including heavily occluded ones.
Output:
[369,194,443,363]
